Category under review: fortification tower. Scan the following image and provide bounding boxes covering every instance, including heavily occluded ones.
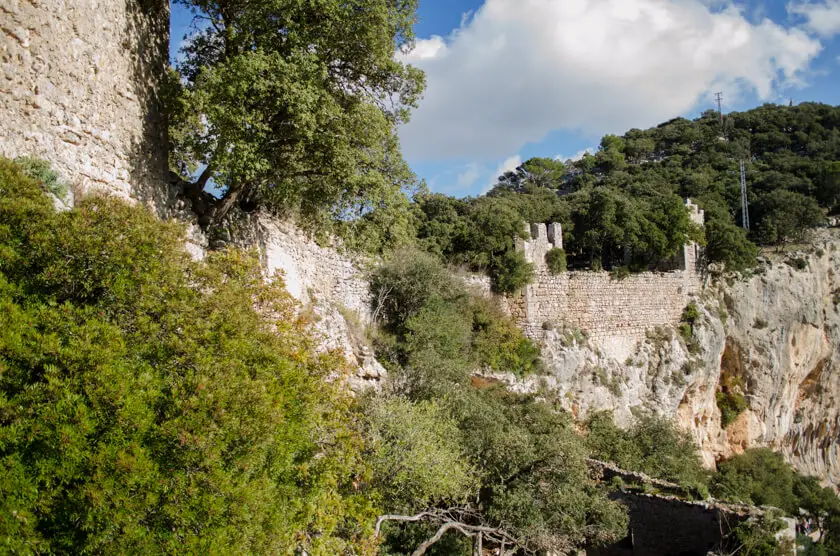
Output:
[1,0,170,207]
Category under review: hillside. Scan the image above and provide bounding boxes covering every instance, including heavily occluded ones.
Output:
[410,103,840,293]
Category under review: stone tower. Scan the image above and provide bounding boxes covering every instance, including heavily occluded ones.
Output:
[0,0,170,207]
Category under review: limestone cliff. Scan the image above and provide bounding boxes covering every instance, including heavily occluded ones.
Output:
[493,229,840,485]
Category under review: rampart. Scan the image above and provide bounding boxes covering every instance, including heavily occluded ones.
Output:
[508,200,704,359]
[1,0,170,208]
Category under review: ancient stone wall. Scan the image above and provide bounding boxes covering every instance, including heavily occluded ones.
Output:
[511,201,703,358]
[0,0,170,208]
[231,215,384,388]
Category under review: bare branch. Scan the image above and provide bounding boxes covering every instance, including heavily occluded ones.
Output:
[412,521,474,556]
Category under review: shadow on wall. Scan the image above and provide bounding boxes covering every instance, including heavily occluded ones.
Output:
[587,493,744,556]
[125,0,174,216]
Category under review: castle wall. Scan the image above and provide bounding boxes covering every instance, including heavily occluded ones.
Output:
[512,205,703,359]
[0,0,170,208]
[508,269,699,358]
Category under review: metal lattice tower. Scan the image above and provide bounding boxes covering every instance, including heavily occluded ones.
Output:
[715,92,724,125]
[740,160,750,230]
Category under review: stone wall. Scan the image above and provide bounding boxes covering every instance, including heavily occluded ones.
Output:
[513,269,699,347]
[0,0,170,209]
[233,215,384,388]
[510,201,703,359]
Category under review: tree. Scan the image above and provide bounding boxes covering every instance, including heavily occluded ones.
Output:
[494,158,567,192]
[362,396,476,513]
[169,0,425,231]
[752,189,823,244]
[0,158,374,554]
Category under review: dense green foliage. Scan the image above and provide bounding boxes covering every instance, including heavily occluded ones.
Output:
[409,103,840,284]
[368,250,627,553]
[0,159,376,554]
[545,247,568,274]
[361,397,475,513]
[585,411,709,492]
[168,0,425,234]
[712,449,840,552]
[370,248,541,377]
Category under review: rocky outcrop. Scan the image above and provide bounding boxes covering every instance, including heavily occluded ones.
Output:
[493,229,840,485]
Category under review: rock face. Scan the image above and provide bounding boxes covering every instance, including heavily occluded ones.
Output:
[0,0,170,210]
[497,230,840,485]
[227,215,385,390]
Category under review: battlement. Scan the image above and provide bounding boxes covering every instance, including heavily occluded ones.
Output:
[509,199,705,359]
[517,222,563,271]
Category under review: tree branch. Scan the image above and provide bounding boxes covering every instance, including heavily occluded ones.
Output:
[375,510,531,556]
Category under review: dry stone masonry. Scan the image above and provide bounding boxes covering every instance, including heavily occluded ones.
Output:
[1,0,170,208]
[508,200,704,359]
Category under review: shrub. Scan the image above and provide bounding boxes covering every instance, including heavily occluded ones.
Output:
[717,390,749,428]
[362,396,476,512]
[0,159,373,554]
[681,302,701,324]
[370,247,464,329]
[490,249,534,293]
[787,256,809,270]
[545,247,567,274]
[13,155,69,198]
[610,265,630,281]
[585,411,708,488]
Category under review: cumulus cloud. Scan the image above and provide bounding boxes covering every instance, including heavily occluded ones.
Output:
[788,1,840,37]
[557,148,596,163]
[399,0,822,161]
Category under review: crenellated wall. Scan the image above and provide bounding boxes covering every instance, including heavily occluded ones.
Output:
[509,201,703,359]
[0,0,170,208]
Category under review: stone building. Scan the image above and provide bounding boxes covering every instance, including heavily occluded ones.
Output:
[0,0,170,209]
[509,200,704,359]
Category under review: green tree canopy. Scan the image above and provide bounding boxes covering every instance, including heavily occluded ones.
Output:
[169,0,425,233]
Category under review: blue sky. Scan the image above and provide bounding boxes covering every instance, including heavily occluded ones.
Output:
[170,0,840,198]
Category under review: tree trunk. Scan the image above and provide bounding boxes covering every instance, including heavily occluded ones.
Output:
[209,183,245,227]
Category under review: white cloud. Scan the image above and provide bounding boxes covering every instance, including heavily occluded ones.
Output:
[556,148,596,163]
[399,0,822,161]
[485,154,522,191]
[456,164,481,189]
[788,1,840,37]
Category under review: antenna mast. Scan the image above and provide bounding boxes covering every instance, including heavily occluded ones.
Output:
[740,160,750,230]
[715,92,724,126]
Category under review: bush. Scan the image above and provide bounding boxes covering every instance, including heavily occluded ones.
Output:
[490,249,534,293]
[545,247,567,274]
[585,411,708,488]
[717,391,749,428]
[362,396,476,512]
[610,265,630,281]
[370,247,464,329]
[13,155,69,198]
[0,159,373,554]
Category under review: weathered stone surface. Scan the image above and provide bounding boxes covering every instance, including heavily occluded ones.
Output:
[491,229,840,486]
[0,0,170,210]
[509,204,703,360]
[227,215,385,389]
